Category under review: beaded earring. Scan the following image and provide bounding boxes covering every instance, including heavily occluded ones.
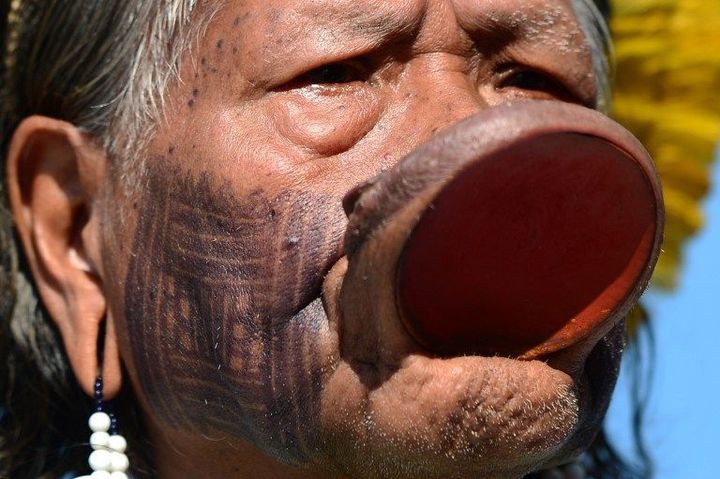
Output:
[74,376,130,479]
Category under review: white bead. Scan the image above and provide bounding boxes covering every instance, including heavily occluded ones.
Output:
[107,434,127,453]
[89,449,112,471]
[89,412,111,433]
[109,452,129,472]
[90,431,110,450]
[109,473,128,479]
[90,472,112,479]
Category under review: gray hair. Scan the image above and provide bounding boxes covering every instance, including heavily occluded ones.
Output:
[0,1,207,476]
[572,0,614,112]
[1,1,214,185]
[0,1,612,477]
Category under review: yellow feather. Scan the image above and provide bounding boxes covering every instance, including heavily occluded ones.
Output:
[611,0,720,290]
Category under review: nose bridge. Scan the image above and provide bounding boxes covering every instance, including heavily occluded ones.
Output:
[403,55,488,142]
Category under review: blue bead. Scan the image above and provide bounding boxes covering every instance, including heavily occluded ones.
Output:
[109,414,119,435]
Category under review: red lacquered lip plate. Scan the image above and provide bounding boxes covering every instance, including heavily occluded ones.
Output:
[396,105,663,359]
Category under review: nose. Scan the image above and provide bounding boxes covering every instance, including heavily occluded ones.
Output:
[342,101,663,359]
[395,56,490,149]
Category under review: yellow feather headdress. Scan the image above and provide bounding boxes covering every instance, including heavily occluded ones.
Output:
[611,0,720,290]
[611,0,720,330]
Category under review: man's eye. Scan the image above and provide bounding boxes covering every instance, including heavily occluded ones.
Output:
[299,62,367,86]
[497,69,567,96]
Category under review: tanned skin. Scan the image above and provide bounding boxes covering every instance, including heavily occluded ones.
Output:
[126,165,341,462]
[86,1,623,478]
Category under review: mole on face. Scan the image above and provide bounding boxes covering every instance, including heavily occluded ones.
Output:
[124,159,344,462]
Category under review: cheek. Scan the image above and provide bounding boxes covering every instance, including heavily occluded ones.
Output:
[122,160,346,460]
[268,88,382,156]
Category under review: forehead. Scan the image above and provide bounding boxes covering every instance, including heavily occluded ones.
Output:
[185,0,590,96]
[213,0,580,20]
[202,0,583,47]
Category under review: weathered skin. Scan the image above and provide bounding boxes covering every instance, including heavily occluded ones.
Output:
[91,1,661,478]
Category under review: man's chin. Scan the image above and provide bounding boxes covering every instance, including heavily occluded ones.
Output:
[315,353,586,479]
[309,219,622,478]
[310,258,623,479]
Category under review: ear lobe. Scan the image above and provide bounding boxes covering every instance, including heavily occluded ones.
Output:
[5,115,121,399]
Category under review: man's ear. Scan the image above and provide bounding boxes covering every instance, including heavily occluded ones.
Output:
[5,116,122,399]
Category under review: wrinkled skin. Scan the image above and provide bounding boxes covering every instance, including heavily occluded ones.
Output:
[100,1,626,478]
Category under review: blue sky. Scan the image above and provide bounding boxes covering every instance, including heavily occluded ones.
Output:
[606,146,720,478]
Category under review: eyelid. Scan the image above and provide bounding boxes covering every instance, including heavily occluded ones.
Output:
[493,62,592,106]
[277,57,372,91]
[496,64,567,91]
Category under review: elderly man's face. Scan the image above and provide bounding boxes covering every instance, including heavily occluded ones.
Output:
[105,0,620,477]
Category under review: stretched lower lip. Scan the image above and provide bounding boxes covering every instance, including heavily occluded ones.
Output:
[388,104,663,360]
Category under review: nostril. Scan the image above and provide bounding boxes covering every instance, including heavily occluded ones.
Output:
[342,182,366,218]
[342,176,381,218]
